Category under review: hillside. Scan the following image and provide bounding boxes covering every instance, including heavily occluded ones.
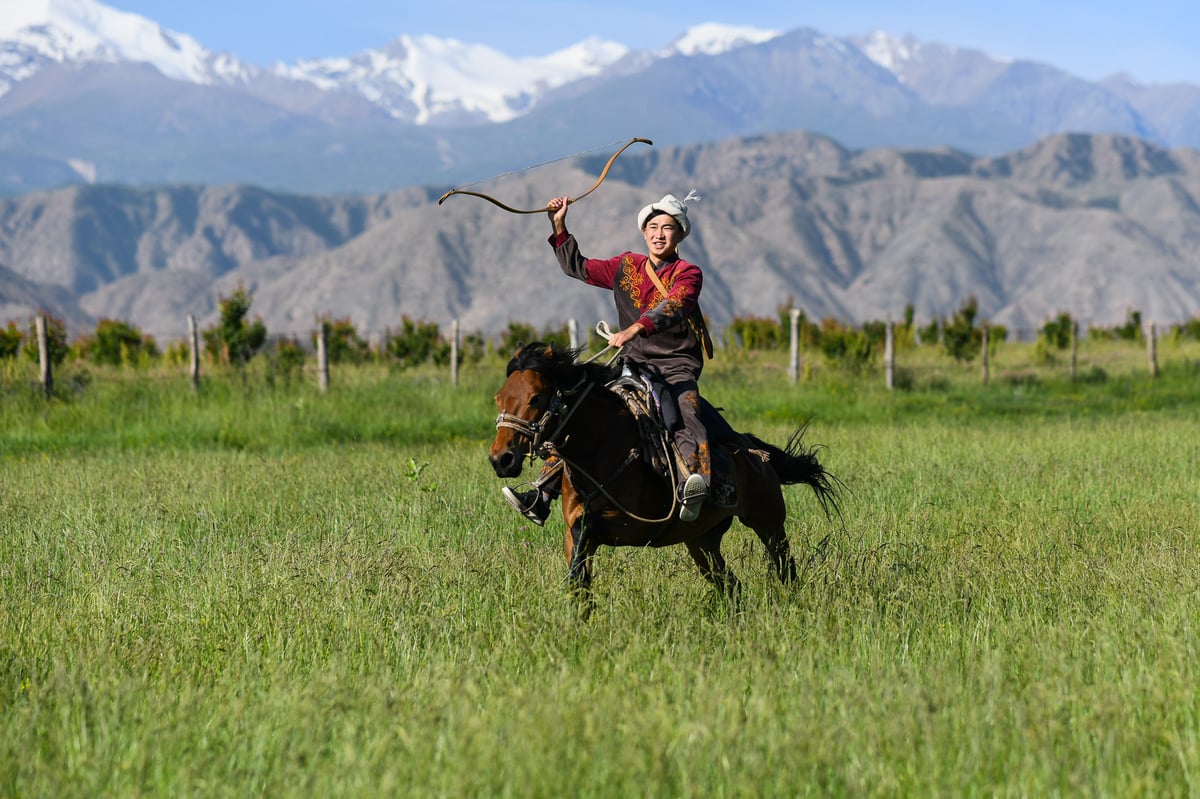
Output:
[1,132,1199,341]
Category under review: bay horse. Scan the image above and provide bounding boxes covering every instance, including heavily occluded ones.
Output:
[488,342,839,601]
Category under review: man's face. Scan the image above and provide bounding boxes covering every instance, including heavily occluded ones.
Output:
[642,213,682,261]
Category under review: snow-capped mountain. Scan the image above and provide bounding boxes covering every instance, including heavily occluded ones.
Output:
[0,0,250,92]
[0,0,780,125]
[664,23,781,57]
[856,30,937,77]
[274,35,631,124]
[853,30,1013,101]
[3,0,1200,198]
[272,24,780,124]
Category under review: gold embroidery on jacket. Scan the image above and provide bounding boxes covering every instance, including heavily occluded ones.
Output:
[623,255,688,313]
[619,254,712,358]
[618,255,647,309]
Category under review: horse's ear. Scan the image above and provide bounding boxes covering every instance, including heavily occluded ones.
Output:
[512,341,525,359]
[542,344,555,359]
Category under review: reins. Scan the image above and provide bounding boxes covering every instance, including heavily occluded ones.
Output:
[496,324,681,525]
[550,444,679,525]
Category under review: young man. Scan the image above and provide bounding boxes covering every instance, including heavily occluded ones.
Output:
[502,191,712,524]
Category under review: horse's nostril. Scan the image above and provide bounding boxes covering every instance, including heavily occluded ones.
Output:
[490,450,518,476]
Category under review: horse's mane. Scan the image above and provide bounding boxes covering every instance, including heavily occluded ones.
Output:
[506,341,620,386]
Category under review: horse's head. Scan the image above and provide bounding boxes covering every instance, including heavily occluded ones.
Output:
[489,342,579,478]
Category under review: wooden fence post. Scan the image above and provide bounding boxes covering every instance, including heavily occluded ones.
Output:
[450,319,460,387]
[1146,321,1158,378]
[787,308,801,383]
[980,325,990,385]
[568,318,578,350]
[188,314,200,392]
[317,323,329,393]
[884,321,895,390]
[35,314,52,398]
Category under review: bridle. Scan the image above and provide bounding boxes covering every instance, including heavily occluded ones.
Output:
[494,370,595,462]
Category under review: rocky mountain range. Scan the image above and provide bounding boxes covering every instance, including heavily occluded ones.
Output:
[2,3,1199,339]
[4,2,1200,195]
[3,131,1199,342]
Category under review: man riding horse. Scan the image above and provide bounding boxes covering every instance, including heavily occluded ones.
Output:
[502,190,716,525]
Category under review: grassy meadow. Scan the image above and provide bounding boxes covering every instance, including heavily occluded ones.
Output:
[2,341,1199,797]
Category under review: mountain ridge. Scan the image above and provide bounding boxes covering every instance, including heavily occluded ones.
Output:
[2,131,1198,341]
[4,2,1200,195]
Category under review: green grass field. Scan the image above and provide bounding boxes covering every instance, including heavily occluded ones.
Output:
[2,346,1198,797]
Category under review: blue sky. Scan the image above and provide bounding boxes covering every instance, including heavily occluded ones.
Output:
[103,0,1200,84]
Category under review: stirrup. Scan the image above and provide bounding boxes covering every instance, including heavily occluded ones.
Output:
[501,486,549,526]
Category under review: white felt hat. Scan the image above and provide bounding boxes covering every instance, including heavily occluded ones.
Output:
[637,190,700,239]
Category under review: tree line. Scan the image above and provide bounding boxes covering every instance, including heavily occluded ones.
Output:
[4,288,1200,375]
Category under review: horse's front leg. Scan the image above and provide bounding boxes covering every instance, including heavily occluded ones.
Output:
[564,518,595,596]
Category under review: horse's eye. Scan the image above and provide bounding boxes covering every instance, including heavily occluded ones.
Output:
[529,395,543,408]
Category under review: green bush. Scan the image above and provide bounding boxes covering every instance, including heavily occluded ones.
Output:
[270,336,307,383]
[386,316,445,368]
[1040,312,1075,350]
[728,314,785,350]
[497,322,539,357]
[1171,317,1200,341]
[203,285,267,366]
[79,318,159,366]
[818,318,874,372]
[0,321,21,359]
[315,316,369,364]
[942,296,983,363]
[1091,309,1144,342]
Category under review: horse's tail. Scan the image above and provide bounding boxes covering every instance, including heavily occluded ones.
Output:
[744,422,842,519]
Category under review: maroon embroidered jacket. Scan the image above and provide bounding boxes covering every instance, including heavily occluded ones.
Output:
[550,230,705,383]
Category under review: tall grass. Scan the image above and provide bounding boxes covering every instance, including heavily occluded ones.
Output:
[2,350,1198,796]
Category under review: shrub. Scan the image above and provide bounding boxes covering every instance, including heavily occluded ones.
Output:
[203,285,267,366]
[1040,312,1076,350]
[1032,338,1055,365]
[942,296,983,363]
[1087,309,1144,342]
[386,316,444,368]
[538,322,572,349]
[315,316,369,364]
[1114,309,1143,341]
[79,318,159,366]
[497,322,539,357]
[269,336,306,383]
[0,321,21,359]
[916,318,941,347]
[818,318,874,372]
[1170,317,1200,341]
[861,320,888,348]
[163,339,192,368]
[728,315,785,350]
[458,331,487,365]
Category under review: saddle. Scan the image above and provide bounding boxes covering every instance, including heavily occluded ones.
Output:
[606,362,739,508]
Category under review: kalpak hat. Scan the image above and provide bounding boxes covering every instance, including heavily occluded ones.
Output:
[637,189,701,239]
